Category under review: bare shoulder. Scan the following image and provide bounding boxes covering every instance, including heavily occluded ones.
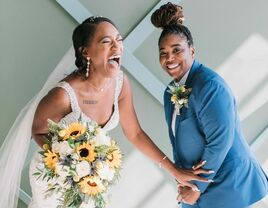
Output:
[35,86,71,120]
[43,87,69,107]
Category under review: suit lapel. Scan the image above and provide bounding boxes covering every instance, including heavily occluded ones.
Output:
[175,60,201,124]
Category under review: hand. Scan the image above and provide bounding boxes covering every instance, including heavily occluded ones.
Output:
[177,185,200,205]
[173,161,214,191]
[192,160,212,172]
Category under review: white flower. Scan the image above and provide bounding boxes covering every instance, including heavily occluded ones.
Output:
[93,129,111,146]
[178,99,184,105]
[97,163,115,181]
[75,161,91,179]
[52,141,73,156]
[79,199,95,208]
[71,153,80,161]
[55,164,70,178]
[88,125,95,132]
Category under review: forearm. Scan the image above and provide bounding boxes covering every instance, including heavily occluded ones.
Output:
[129,129,177,177]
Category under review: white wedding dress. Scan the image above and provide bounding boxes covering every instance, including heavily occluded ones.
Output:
[28,71,124,208]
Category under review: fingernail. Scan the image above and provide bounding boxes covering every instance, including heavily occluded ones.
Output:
[202,160,207,164]
[193,187,200,192]
[208,179,214,182]
[192,165,195,169]
[209,170,215,173]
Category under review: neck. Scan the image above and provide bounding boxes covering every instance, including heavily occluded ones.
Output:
[86,74,112,92]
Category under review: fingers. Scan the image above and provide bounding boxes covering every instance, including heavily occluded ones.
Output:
[181,181,200,192]
[192,160,206,170]
[193,169,215,175]
[177,184,184,192]
[193,175,214,183]
[176,193,182,202]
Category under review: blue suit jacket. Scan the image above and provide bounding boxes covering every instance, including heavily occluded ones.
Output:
[164,60,268,208]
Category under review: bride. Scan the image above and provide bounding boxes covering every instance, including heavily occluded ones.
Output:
[0,16,211,208]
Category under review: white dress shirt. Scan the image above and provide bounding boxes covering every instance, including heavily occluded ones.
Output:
[171,69,190,136]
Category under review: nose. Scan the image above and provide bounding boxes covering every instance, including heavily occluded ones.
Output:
[112,40,123,51]
[166,53,175,62]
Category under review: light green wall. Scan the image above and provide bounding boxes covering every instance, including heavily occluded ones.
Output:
[0,1,172,207]
[0,1,76,207]
[0,0,76,145]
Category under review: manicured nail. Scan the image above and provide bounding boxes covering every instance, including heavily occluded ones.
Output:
[202,160,207,165]
[208,179,214,182]
[193,187,200,192]
[209,170,215,173]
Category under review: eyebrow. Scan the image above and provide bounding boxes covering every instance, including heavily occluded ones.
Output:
[159,44,181,50]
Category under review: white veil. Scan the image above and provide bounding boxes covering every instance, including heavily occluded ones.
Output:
[0,47,76,208]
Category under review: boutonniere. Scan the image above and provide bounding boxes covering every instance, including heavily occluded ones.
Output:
[167,82,192,115]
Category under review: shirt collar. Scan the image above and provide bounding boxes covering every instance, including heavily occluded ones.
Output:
[176,69,190,86]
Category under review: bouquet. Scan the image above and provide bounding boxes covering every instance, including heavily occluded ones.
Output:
[34,119,122,208]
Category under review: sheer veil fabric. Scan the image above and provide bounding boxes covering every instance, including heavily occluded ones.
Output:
[0,47,76,208]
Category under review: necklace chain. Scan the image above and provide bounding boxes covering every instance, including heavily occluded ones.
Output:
[88,79,112,92]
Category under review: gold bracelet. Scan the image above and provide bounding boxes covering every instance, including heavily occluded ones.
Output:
[158,155,168,168]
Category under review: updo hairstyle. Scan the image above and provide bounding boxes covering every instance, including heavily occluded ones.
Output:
[151,2,193,47]
[72,16,116,77]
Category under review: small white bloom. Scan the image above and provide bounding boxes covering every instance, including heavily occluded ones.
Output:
[52,142,61,152]
[76,161,91,179]
[57,176,69,189]
[178,99,184,105]
[88,125,95,132]
[71,153,80,161]
[55,164,70,178]
[79,199,95,208]
[93,129,111,146]
[97,163,115,181]
[52,141,73,156]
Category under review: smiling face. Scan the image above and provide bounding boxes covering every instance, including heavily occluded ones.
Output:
[83,21,123,78]
[159,33,195,81]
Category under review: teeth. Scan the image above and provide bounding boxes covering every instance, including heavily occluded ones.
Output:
[108,55,121,60]
[167,64,179,69]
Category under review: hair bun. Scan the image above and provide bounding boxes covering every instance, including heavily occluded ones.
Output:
[151,2,184,29]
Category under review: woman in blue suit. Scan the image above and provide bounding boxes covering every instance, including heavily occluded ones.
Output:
[151,2,268,208]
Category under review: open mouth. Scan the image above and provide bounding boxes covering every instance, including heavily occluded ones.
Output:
[108,55,121,66]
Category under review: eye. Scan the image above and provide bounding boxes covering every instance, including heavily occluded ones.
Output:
[117,37,123,42]
[173,47,182,53]
[101,38,111,44]
[159,51,167,57]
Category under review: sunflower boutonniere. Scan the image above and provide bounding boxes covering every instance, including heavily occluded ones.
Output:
[167,82,192,115]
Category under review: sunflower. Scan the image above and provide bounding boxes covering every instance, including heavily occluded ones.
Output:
[79,176,105,196]
[62,122,86,140]
[76,142,96,162]
[171,94,177,104]
[106,148,122,168]
[43,150,58,170]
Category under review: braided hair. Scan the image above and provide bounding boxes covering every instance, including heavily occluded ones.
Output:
[151,2,193,47]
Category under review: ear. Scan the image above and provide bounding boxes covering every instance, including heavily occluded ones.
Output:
[80,47,90,59]
[190,46,195,58]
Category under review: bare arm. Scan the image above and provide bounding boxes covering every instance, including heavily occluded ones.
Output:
[118,75,211,190]
[32,87,70,148]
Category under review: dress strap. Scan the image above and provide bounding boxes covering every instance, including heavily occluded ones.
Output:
[57,81,80,113]
[114,71,124,103]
